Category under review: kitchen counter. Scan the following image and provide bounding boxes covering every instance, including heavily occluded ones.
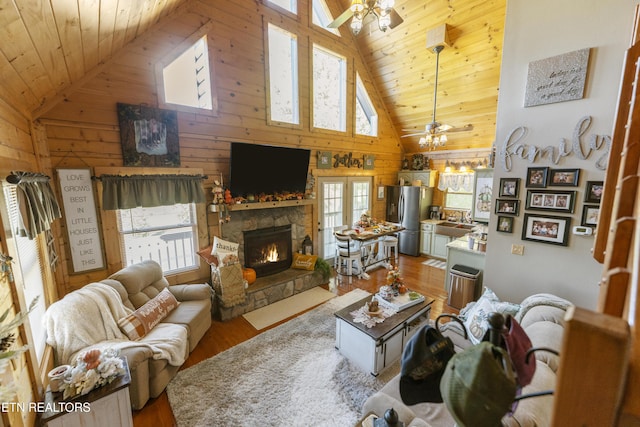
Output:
[446,235,487,255]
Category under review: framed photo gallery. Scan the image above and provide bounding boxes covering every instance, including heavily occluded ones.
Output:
[497,167,600,243]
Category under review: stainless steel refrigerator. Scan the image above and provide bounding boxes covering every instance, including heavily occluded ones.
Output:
[386,185,433,256]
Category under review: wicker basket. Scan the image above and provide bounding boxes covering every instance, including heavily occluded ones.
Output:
[211,263,246,307]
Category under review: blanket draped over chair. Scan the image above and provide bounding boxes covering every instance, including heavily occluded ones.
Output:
[44,282,187,366]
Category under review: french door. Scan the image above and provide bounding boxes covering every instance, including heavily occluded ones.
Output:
[317,176,372,260]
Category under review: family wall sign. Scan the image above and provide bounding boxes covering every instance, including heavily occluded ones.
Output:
[497,116,611,172]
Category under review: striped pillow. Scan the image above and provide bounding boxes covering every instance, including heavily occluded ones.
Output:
[118,288,179,340]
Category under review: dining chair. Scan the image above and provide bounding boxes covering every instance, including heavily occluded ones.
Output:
[334,231,363,281]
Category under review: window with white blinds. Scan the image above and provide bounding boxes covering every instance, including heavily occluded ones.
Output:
[3,184,47,365]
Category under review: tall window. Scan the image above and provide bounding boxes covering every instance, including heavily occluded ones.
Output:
[267,24,300,125]
[117,204,198,275]
[312,0,340,35]
[162,36,213,110]
[355,73,378,136]
[351,181,371,222]
[313,44,347,131]
[3,185,47,365]
[268,0,297,14]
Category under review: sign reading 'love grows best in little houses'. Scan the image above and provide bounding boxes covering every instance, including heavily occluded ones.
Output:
[58,168,105,273]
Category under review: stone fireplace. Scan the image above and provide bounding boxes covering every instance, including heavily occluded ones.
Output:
[243,225,292,277]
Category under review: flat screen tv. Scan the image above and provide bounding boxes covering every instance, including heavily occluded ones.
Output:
[229,142,311,198]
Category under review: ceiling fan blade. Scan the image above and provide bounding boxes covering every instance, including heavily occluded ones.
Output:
[327,8,354,28]
[401,132,426,138]
[437,124,453,132]
[388,8,404,28]
[447,124,474,133]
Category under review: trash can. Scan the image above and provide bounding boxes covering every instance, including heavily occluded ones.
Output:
[448,264,480,309]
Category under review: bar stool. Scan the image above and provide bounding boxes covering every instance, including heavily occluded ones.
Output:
[334,233,363,280]
[380,234,399,265]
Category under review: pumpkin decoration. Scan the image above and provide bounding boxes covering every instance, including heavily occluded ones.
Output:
[242,268,256,285]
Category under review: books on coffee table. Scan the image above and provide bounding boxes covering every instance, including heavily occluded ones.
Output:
[374,290,425,311]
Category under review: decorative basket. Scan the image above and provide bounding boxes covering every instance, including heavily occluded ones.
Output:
[211,263,246,307]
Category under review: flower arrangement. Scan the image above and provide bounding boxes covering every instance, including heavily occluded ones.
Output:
[386,267,407,294]
[61,348,125,399]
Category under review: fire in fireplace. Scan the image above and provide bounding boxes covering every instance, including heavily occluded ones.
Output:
[243,225,292,277]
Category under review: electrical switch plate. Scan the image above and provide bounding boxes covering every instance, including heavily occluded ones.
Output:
[511,244,524,255]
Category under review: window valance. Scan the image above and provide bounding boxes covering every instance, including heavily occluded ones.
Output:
[6,171,62,240]
[437,172,474,192]
[101,174,206,210]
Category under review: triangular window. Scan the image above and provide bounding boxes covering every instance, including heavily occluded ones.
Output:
[355,73,378,136]
[312,0,340,35]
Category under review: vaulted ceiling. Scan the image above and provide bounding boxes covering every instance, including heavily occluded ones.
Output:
[0,0,504,155]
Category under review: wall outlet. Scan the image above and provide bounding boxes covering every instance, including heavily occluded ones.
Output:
[511,244,524,255]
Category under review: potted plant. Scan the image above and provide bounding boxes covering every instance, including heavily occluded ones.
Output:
[314,257,332,283]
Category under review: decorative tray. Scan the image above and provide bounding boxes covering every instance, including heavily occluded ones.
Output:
[374,291,425,311]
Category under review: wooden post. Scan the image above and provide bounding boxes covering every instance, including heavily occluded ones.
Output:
[551,307,630,426]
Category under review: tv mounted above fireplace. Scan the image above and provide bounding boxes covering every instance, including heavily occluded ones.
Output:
[229,142,311,198]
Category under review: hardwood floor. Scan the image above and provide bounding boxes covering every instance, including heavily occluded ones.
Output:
[132,254,459,427]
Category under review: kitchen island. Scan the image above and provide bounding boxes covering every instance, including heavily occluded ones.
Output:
[444,235,486,296]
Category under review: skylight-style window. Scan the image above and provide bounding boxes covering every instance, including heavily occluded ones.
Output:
[312,44,347,132]
[162,36,213,111]
[268,0,297,14]
[312,0,340,35]
[355,73,378,136]
[267,23,300,125]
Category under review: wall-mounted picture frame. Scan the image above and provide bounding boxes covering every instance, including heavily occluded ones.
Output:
[497,215,514,233]
[581,205,600,227]
[472,168,493,223]
[584,181,604,204]
[521,213,571,246]
[525,190,576,213]
[498,177,520,198]
[117,103,180,167]
[317,151,332,169]
[495,199,520,215]
[525,167,549,188]
[363,154,375,170]
[549,168,580,186]
[377,185,385,200]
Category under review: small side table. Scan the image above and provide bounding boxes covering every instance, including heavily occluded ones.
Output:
[39,357,133,427]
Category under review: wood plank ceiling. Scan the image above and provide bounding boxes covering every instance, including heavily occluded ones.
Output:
[0,0,505,156]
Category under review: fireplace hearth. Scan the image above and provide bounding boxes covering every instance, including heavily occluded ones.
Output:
[243,225,292,277]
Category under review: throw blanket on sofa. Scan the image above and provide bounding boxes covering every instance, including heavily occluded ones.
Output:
[44,282,187,366]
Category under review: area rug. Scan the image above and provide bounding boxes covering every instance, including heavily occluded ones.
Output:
[422,258,447,269]
[167,288,400,426]
[242,286,336,330]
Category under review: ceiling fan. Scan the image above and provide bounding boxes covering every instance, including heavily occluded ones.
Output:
[402,45,473,149]
[327,0,404,35]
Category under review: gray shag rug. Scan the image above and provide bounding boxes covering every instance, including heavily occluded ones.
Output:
[167,289,400,426]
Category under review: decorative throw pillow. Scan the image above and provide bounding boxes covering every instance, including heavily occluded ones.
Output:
[291,252,318,270]
[459,288,521,345]
[118,288,179,341]
[211,236,239,267]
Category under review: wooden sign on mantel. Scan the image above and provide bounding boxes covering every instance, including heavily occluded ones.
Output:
[57,168,105,273]
[524,48,590,107]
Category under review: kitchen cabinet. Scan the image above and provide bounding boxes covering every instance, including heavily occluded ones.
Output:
[420,222,433,255]
[398,170,437,187]
[432,233,452,259]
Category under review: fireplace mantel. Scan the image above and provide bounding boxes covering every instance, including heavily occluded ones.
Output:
[209,199,315,212]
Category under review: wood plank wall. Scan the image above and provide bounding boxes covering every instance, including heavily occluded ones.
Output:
[0,100,42,427]
[38,0,405,294]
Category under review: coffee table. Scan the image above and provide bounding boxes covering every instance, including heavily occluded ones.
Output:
[334,295,433,376]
